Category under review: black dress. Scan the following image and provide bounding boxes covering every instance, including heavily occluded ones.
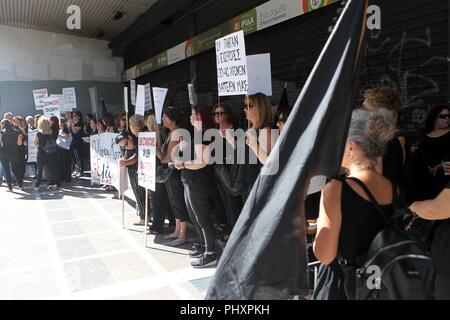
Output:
[406,131,450,203]
[0,128,23,188]
[383,137,405,186]
[431,180,450,300]
[313,179,394,300]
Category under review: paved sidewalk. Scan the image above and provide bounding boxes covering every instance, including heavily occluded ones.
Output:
[0,177,215,300]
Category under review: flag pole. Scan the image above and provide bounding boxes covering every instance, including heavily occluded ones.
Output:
[144,188,149,247]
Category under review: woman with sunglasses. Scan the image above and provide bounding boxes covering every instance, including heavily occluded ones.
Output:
[405,105,450,203]
[117,113,127,132]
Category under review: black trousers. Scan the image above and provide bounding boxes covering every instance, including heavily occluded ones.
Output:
[0,158,23,189]
[182,170,217,252]
[35,152,59,187]
[150,183,172,233]
[165,170,189,222]
[128,168,147,220]
[57,148,72,183]
[216,181,243,231]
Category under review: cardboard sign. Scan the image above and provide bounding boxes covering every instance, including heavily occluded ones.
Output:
[63,87,77,110]
[130,80,136,106]
[50,94,66,112]
[33,88,48,110]
[89,87,99,117]
[90,133,124,188]
[215,30,248,96]
[135,85,146,116]
[188,84,198,106]
[124,87,129,113]
[152,87,168,125]
[247,53,272,96]
[43,97,61,118]
[138,132,157,191]
[27,130,38,163]
[145,83,153,111]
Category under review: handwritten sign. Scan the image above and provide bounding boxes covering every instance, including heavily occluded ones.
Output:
[90,133,123,187]
[135,85,146,116]
[63,87,77,111]
[145,83,153,111]
[27,130,38,163]
[43,97,61,118]
[215,30,248,96]
[138,132,156,191]
[33,88,48,110]
[152,87,168,124]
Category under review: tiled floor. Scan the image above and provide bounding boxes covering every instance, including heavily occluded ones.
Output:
[0,177,214,300]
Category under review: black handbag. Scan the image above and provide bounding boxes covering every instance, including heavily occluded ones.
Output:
[156,164,173,183]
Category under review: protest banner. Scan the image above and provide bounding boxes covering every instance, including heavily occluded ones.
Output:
[43,97,61,118]
[63,87,77,111]
[138,132,156,192]
[130,80,136,106]
[152,87,168,124]
[145,83,153,111]
[247,53,272,96]
[89,87,99,118]
[50,94,66,112]
[124,87,129,113]
[27,130,38,163]
[90,133,124,188]
[188,84,198,106]
[215,30,248,96]
[33,89,48,110]
[135,85,146,116]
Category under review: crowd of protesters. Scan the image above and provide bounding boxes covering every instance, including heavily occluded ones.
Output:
[0,86,449,294]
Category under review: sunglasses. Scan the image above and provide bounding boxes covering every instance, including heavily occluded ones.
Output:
[213,112,227,117]
[244,103,255,110]
[438,114,450,120]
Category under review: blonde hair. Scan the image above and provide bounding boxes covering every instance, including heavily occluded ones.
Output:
[147,114,158,132]
[38,118,51,135]
[246,93,274,129]
[363,86,401,113]
[129,115,145,130]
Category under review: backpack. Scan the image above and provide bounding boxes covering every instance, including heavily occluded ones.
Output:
[42,135,57,154]
[348,177,435,300]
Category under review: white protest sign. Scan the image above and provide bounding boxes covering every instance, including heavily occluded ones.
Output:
[124,87,129,113]
[138,132,157,191]
[50,94,66,112]
[247,53,272,96]
[135,85,146,116]
[43,97,61,118]
[90,133,123,187]
[27,130,38,163]
[63,87,77,111]
[89,87,99,117]
[130,80,136,106]
[152,87,168,125]
[215,30,248,96]
[188,84,198,106]
[33,89,48,110]
[145,84,153,111]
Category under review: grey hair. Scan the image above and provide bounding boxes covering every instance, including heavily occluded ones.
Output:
[347,109,398,160]
[3,112,12,120]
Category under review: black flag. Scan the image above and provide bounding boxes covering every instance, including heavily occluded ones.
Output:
[207,0,368,300]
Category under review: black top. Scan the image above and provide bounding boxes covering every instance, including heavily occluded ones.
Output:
[72,121,84,141]
[181,129,214,176]
[383,137,404,186]
[338,180,393,260]
[0,129,20,161]
[121,135,138,171]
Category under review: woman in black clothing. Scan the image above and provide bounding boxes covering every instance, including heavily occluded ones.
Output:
[0,119,24,191]
[213,104,243,232]
[57,118,73,184]
[15,117,27,185]
[34,118,59,191]
[313,109,398,300]
[157,107,190,246]
[69,111,85,177]
[405,105,450,203]
[173,106,220,268]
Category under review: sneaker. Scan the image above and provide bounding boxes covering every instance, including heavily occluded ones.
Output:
[191,254,217,268]
[188,245,205,259]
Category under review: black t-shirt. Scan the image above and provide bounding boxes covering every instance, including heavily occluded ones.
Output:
[121,135,138,171]
[0,130,19,160]
[72,121,84,141]
[180,130,213,176]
